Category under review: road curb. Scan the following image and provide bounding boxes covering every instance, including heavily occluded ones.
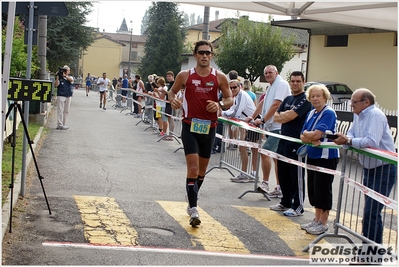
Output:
[1,126,44,242]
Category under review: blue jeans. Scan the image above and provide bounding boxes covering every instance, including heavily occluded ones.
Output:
[362,164,397,244]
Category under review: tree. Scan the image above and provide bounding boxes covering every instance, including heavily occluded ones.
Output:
[189,13,196,26]
[138,2,186,79]
[2,17,39,78]
[196,15,203,25]
[215,16,295,83]
[46,2,96,73]
[140,9,150,35]
[183,13,190,28]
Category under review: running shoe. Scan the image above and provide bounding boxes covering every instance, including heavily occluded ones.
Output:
[283,208,304,217]
[188,207,201,227]
[268,187,283,198]
[230,173,253,183]
[269,203,289,211]
[300,219,317,230]
[257,181,269,193]
[306,222,328,235]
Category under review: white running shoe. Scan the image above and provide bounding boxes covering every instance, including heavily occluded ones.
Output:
[269,203,289,211]
[188,207,201,227]
[257,181,269,193]
[268,187,283,198]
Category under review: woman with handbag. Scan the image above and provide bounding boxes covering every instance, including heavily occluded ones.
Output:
[299,84,339,235]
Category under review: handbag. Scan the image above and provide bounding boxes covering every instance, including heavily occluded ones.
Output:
[297,106,328,157]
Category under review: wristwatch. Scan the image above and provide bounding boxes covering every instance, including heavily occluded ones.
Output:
[347,138,352,145]
[219,101,224,108]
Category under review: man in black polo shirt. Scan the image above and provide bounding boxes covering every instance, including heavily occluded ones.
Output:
[269,71,312,216]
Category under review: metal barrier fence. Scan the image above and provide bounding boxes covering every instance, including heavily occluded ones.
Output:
[206,118,266,199]
[210,117,397,254]
[123,89,183,146]
[115,92,397,254]
[303,147,398,253]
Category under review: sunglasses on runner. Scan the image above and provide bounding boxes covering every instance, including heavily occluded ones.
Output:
[196,50,212,55]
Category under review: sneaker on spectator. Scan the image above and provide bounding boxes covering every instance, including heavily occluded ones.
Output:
[283,208,303,217]
[246,177,255,183]
[153,129,159,135]
[257,181,269,193]
[158,131,165,137]
[300,219,317,230]
[270,203,289,211]
[188,207,201,227]
[230,173,251,183]
[268,187,283,198]
[306,222,328,235]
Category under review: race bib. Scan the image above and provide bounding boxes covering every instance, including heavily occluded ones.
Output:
[190,118,211,134]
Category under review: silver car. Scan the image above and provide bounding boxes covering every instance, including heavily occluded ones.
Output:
[304,81,353,104]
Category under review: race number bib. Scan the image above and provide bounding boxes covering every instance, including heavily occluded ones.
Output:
[190,118,211,134]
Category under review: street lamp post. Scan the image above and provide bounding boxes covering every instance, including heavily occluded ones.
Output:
[127,20,132,77]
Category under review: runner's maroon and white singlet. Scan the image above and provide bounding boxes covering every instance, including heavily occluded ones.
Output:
[182,68,219,128]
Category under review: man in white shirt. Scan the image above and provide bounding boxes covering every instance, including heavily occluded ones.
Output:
[334,88,397,244]
[222,79,259,183]
[246,65,291,195]
[97,72,111,110]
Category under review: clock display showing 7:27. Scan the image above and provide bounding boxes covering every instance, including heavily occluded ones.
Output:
[7,78,53,102]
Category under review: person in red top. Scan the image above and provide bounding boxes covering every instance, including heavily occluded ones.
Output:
[169,40,233,227]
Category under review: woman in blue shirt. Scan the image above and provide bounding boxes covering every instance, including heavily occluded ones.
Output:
[300,84,339,235]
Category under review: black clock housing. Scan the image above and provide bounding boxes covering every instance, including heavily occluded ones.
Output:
[7,78,53,102]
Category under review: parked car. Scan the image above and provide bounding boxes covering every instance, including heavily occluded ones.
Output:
[304,81,353,104]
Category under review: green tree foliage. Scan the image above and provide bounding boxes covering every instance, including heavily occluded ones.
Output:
[138,2,186,79]
[189,13,196,26]
[196,15,203,25]
[140,9,150,35]
[2,17,39,78]
[183,13,190,28]
[46,2,96,73]
[215,16,295,83]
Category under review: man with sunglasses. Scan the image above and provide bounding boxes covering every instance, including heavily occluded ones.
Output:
[334,88,396,244]
[221,79,259,183]
[168,40,233,227]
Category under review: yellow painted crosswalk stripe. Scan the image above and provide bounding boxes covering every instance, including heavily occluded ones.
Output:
[234,206,329,257]
[157,201,250,253]
[74,196,138,246]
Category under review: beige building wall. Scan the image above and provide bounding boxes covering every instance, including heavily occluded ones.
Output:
[185,29,222,47]
[79,37,122,79]
[307,32,397,110]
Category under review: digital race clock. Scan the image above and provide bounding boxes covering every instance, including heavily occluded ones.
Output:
[7,78,53,102]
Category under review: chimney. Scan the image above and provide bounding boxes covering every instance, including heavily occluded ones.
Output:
[215,10,219,20]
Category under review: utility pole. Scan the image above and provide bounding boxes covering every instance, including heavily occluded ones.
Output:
[127,20,132,77]
[202,6,210,40]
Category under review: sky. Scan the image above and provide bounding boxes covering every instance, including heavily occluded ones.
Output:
[85,1,286,35]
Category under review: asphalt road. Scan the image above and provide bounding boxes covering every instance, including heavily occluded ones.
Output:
[1,88,353,266]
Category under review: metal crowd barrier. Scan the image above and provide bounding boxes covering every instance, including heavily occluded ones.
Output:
[122,89,183,144]
[211,117,397,255]
[206,118,266,199]
[303,147,398,253]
